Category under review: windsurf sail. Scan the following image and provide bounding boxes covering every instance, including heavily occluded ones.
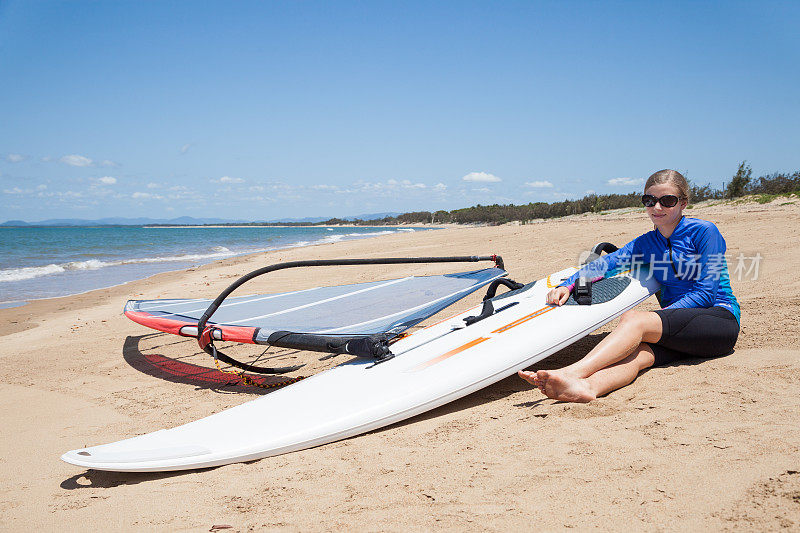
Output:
[125,256,506,374]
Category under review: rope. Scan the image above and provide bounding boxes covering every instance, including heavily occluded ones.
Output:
[210,344,305,390]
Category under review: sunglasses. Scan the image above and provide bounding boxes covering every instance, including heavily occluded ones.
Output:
[641,194,682,208]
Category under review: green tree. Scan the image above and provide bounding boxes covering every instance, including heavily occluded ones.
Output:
[726,161,752,198]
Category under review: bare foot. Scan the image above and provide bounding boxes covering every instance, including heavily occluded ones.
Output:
[535,370,596,403]
[518,370,545,392]
[518,370,550,394]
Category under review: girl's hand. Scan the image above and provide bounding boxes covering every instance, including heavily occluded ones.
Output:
[546,286,570,306]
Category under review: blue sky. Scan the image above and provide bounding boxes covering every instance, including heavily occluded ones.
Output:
[1,1,798,221]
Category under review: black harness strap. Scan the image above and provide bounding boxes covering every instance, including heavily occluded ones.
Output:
[463,278,525,326]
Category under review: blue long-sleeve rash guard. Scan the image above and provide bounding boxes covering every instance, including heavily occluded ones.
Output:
[559,216,740,323]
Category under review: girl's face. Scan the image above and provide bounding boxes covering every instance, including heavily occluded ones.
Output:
[644,182,687,231]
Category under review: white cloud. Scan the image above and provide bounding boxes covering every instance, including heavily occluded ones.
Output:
[99,159,118,167]
[132,192,164,200]
[524,180,554,188]
[40,156,53,162]
[6,153,24,163]
[607,177,643,186]
[3,185,48,196]
[398,179,426,189]
[462,171,501,183]
[337,179,433,195]
[167,193,189,200]
[98,176,117,185]
[180,143,192,154]
[433,183,447,191]
[147,182,159,189]
[311,184,339,191]
[60,154,93,167]
[56,190,84,199]
[214,176,244,184]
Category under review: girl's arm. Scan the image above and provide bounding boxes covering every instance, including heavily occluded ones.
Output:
[663,225,726,309]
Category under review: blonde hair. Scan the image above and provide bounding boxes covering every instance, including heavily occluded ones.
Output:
[645,169,690,203]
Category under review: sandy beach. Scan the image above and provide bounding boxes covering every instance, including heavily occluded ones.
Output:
[1,199,798,531]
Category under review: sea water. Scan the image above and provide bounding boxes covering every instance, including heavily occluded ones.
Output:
[0,226,424,304]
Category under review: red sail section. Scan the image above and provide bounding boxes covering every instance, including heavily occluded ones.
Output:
[125,309,194,336]
[125,310,257,344]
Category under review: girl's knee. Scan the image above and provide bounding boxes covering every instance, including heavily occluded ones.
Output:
[620,310,660,336]
[619,309,645,328]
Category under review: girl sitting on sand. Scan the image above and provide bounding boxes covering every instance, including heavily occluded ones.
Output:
[519,169,740,403]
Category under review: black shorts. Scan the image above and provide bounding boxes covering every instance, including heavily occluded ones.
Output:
[647,306,740,367]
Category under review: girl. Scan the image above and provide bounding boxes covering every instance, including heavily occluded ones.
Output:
[519,169,740,403]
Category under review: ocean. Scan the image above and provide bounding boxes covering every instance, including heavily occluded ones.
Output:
[0,225,424,305]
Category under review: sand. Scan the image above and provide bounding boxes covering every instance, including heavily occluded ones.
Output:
[1,200,799,531]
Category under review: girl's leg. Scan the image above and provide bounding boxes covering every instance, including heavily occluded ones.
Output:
[559,309,662,377]
[518,310,663,402]
[585,343,656,398]
[519,343,656,403]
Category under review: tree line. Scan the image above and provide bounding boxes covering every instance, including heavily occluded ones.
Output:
[218,162,800,227]
[338,162,799,226]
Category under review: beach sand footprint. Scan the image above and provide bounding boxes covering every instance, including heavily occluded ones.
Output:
[719,470,800,529]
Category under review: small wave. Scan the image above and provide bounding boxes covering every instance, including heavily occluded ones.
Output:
[0,248,239,283]
[346,230,396,237]
[124,250,235,264]
[65,259,107,270]
[284,230,397,249]
[0,229,417,286]
[0,263,68,282]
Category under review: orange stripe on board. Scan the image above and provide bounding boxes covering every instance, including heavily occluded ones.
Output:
[491,305,555,334]
[413,297,567,371]
[413,337,490,371]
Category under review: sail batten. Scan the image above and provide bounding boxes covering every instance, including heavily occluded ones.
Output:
[233,277,413,324]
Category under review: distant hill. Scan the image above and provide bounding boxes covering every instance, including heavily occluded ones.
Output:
[1,212,402,227]
[342,212,401,221]
[261,212,401,224]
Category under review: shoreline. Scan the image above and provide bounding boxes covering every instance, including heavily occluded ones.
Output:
[0,226,433,306]
[1,197,794,321]
[0,226,457,337]
[1,198,794,329]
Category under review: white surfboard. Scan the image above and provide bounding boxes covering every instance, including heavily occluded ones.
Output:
[62,266,659,472]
